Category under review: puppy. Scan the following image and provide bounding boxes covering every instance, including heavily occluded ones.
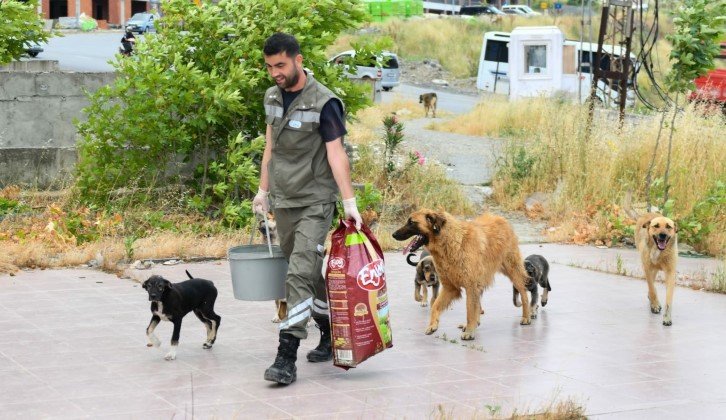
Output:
[513,254,551,318]
[258,213,287,323]
[635,213,678,326]
[362,207,379,230]
[407,249,440,307]
[258,212,278,245]
[419,92,437,118]
[142,270,221,360]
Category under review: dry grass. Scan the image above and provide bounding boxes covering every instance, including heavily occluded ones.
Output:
[330,14,602,79]
[0,228,249,275]
[431,96,725,255]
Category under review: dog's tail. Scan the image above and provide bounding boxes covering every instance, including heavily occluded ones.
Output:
[185,270,194,280]
[406,253,419,267]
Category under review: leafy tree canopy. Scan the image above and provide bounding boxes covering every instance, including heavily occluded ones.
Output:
[665,0,726,93]
[0,0,51,65]
[75,0,371,226]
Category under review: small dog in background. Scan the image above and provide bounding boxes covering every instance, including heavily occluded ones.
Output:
[635,213,678,326]
[407,249,440,307]
[257,212,287,323]
[513,254,551,318]
[419,92,437,118]
[362,207,379,230]
[142,270,221,360]
[258,212,278,244]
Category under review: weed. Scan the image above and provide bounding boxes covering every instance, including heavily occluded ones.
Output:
[484,404,502,417]
[710,265,726,294]
[616,254,625,276]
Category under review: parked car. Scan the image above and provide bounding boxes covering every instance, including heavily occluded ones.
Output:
[24,41,43,58]
[125,12,157,34]
[501,5,541,16]
[329,50,401,91]
[459,5,506,16]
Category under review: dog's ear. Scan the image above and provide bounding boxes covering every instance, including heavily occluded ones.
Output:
[419,94,423,103]
[142,279,149,290]
[162,279,173,289]
[425,212,446,235]
[642,220,651,229]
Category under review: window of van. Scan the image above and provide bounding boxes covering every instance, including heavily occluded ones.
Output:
[484,40,508,63]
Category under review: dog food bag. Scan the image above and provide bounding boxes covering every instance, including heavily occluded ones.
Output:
[325,219,393,369]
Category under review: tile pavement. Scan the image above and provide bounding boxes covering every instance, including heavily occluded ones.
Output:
[0,243,724,419]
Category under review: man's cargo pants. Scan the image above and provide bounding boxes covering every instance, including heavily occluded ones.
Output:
[274,203,335,339]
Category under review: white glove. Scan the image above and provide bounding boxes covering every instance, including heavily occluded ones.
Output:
[342,197,362,229]
[252,188,270,215]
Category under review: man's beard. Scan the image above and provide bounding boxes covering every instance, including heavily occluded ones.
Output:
[278,67,300,90]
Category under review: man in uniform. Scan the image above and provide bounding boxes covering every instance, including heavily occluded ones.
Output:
[253,33,362,385]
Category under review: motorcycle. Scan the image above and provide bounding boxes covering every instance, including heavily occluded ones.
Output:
[119,35,136,57]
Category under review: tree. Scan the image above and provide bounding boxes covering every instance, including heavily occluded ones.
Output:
[75,0,370,226]
[645,0,726,212]
[0,0,50,65]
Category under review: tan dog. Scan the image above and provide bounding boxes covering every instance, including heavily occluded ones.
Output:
[393,209,531,340]
[635,213,678,326]
[419,93,437,118]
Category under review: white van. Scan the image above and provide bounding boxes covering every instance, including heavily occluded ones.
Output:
[476,30,638,107]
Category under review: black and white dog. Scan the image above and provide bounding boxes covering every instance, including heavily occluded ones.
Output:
[142,270,221,360]
[513,254,551,318]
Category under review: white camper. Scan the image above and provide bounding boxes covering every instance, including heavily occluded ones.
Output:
[476,27,638,107]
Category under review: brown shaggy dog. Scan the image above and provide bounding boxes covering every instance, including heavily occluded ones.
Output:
[635,213,678,326]
[393,209,531,340]
[419,93,437,118]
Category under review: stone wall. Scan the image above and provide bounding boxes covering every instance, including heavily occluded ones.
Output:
[0,62,115,188]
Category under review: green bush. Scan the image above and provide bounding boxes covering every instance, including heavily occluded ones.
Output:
[75,0,371,226]
[0,0,51,65]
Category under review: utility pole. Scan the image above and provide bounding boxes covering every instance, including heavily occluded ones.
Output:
[589,0,636,123]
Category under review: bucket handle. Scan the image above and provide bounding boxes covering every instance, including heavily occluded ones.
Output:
[249,214,275,258]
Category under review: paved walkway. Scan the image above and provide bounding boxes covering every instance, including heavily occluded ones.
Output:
[0,244,724,419]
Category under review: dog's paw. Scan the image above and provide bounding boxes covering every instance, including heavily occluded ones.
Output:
[202,342,213,349]
[541,298,548,307]
[164,352,176,361]
[662,319,672,326]
[650,304,662,314]
[520,317,531,325]
[271,316,281,323]
[148,336,161,348]
[460,331,475,340]
[424,325,438,335]
[420,301,428,307]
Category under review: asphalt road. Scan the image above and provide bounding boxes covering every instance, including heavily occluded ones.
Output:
[32,31,139,72]
[29,32,482,116]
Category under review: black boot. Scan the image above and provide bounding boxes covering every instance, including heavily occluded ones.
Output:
[307,317,333,362]
[264,332,300,385]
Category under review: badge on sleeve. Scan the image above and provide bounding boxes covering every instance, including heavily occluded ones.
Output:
[288,120,302,129]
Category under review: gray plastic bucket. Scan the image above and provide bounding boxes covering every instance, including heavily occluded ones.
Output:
[228,216,287,301]
[228,244,287,301]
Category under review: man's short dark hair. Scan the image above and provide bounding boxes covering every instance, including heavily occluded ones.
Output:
[263,33,300,58]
